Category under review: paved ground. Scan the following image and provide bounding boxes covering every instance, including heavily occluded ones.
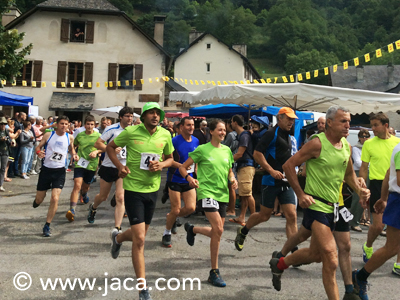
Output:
[0,170,398,300]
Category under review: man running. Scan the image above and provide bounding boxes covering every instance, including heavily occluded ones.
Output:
[360,113,400,263]
[66,115,101,222]
[162,117,198,248]
[87,107,133,230]
[353,142,400,300]
[235,107,298,251]
[269,105,369,300]
[106,102,173,300]
[33,116,78,237]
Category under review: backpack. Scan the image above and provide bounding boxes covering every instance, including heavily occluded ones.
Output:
[251,128,268,150]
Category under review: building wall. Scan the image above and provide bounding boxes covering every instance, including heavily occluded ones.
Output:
[3,11,166,118]
[174,35,247,92]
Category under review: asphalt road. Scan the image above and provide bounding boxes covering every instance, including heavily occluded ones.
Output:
[0,171,398,300]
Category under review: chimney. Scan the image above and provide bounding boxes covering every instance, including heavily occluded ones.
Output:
[232,44,247,57]
[388,62,394,84]
[189,29,203,44]
[2,6,21,26]
[153,15,166,46]
[356,65,364,82]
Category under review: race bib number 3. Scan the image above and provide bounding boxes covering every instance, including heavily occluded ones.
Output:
[77,157,90,168]
[140,153,160,170]
[50,152,64,162]
[202,198,219,209]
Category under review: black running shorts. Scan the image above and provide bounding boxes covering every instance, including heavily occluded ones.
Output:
[73,168,96,184]
[167,181,194,193]
[196,199,227,218]
[98,166,120,183]
[334,206,350,232]
[37,166,66,191]
[369,180,383,213]
[124,190,158,225]
[302,208,335,231]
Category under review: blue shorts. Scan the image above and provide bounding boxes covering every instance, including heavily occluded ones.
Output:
[261,185,296,209]
[383,192,400,230]
[302,208,335,231]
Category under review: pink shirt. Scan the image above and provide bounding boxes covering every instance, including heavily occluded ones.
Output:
[33,124,43,141]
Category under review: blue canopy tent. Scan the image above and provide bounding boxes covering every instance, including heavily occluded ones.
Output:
[189,103,266,120]
[0,90,33,107]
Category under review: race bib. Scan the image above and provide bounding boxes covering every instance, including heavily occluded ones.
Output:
[333,203,340,223]
[140,152,160,170]
[202,198,219,209]
[118,147,127,159]
[50,152,64,162]
[187,163,195,174]
[339,207,354,222]
[77,157,90,168]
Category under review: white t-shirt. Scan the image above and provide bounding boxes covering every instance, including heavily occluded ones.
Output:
[100,122,127,168]
[389,142,400,193]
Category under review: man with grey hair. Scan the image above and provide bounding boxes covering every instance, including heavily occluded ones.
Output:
[269,105,370,300]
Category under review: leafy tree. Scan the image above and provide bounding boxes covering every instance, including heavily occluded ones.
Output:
[109,0,134,16]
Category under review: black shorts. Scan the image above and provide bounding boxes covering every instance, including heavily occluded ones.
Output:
[369,180,383,213]
[302,208,335,231]
[334,206,350,232]
[98,166,120,183]
[74,168,96,184]
[196,199,227,218]
[261,185,296,208]
[167,181,194,193]
[124,190,157,225]
[37,166,66,191]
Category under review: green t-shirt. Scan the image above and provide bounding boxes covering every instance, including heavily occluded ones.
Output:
[189,142,234,203]
[361,135,400,180]
[74,130,101,171]
[304,133,350,213]
[113,123,174,193]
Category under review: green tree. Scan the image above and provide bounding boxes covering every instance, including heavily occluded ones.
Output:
[0,1,33,82]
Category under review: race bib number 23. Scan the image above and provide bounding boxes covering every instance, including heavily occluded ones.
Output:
[140,153,160,170]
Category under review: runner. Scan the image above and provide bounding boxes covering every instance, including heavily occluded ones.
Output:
[180,119,237,288]
[234,107,298,251]
[66,115,101,222]
[106,102,173,300]
[162,117,198,248]
[353,142,400,300]
[32,116,78,237]
[268,105,369,299]
[87,107,133,230]
[359,113,400,263]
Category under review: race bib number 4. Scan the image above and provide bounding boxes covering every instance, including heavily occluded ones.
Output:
[140,153,160,170]
[202,198,219,209]
[50,152,64,162]
[77,157,90,168]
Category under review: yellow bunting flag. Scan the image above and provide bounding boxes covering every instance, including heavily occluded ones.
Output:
[354,58,359,67]
[79,82,83,88]
[261,79,266,83]
[289,75,294,82]
[267,78,272,83]
[96,82,100,87]
[324,67,329,75]
[282,76,288,83]
[240,80,244,84]
[109,81,113,88]
[12,80,16,86]
[184,79,187,84]
[117,81,121,87]
[343,61,348,70]
[274,77,278,83]
[298,74,303,81]
[365,53,370,62]
[52,82,56,87]
[246,80,251,84]
[212,81,216,86]
[229,81,233,84]
[306,72,311,79]
[376,49,382,58]
[195,80,199,85]
[234,81,238,84]
[217,81,221,85]
[396,40,400,50]
[61,82,66,88]
[88,82,92,88]
[105,82,108,87]
[180,78,184,83]
[253,80,259,84]
[189,80,193,85]
[388,43,394,53]
[166,76,170,81]
[22,80,27,86]
[140,79,144,85]
[42,82,46,87]
[200,80,205,85]
[314,70,318,78]
[133,80,136,86]
[224,81,229,85]
[31,81,36,87]
[156,77,159,82]
[125,80,129,86]
[149,78,152,83]
[1,80,5,85]
[207,80,211,84]
[333,64,338,72]
[70,82,74,88]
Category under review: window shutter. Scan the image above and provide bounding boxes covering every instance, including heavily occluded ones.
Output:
[133,108,142,115]
[134,64,143,91]
[108,63,117,90]
[85,21,94,44]
[57,61,67,88]
[60,19,70,42]
[33,60,43,88]
[84,62,93,89]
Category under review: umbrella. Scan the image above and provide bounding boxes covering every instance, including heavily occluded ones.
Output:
[169,82,400,113]
[91,106,140,118]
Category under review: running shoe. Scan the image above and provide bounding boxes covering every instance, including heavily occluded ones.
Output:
[234,226,247,251]
[171,221,178,234]
[30,170,38,175]
[176,217,182,227]
[0,186,5,192]
[82,194,89,204]
[43,224,51,237]
[184,222,196,246]
[362,243,373,263]
[162,234,172,248]
[352,270,369,300]
[22,174,30,179]
[66,209,75,222]
[208,269,226,287]
[392,263,400,276]
[87,204,96,224]
[110,228,122,259]
[110,194,116,207]
[139,288,152,300]
[269,258,283,291]
[343,291,363,300]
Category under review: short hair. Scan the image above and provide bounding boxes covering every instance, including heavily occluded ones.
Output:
[209,119,225,131]
[179,117,193,127]
[101,117,107,122]
[48,116,53,121]
[84,115,95,124]
[325,105,349,129]
[369,112,389,126]
[201,120,207,126]
[22,120,31,128]
[119,106,134,119]
[358,128,370,138]
[232,114,244,127]
[57,115,70,123]
[37,116,43,122]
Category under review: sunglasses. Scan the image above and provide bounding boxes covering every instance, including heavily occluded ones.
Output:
[360,135,370,138]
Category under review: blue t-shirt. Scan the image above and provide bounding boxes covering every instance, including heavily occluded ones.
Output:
[167,134,199,183]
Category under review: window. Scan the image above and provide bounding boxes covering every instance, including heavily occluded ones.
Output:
[57,61,93,89]
[70,21,86,43]
[13,60,43,87]
[118,64,134,90]
[108,63,143,91]
[60,19,94,44]
[206,43,211,49]
[68,62,84,87]
[206,63,211,73]
[16,61,32,86]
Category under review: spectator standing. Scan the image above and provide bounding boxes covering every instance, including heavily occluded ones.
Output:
[20,121,35,179]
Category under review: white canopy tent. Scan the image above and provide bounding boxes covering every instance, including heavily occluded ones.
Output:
[91,106,140,118]
[169,83,400,113]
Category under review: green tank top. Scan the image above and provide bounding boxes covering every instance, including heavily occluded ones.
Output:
[304,132,350,213]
